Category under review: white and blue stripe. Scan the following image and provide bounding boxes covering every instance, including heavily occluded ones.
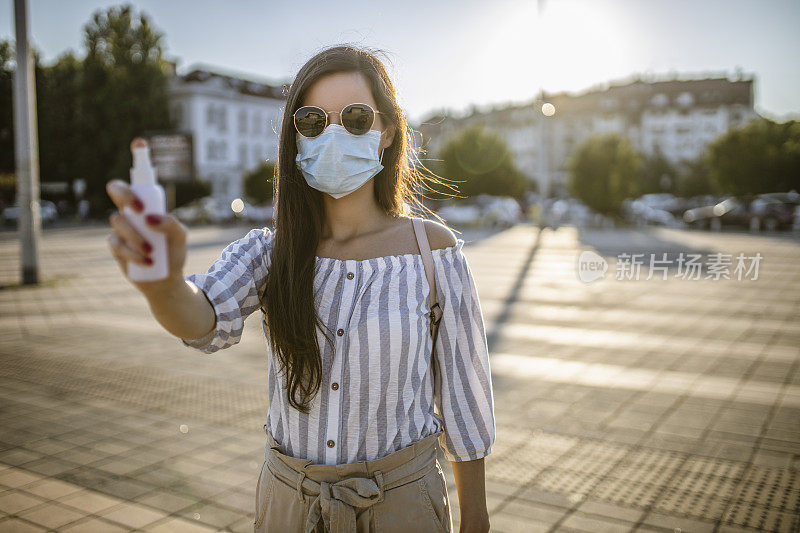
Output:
[180,224,495,464]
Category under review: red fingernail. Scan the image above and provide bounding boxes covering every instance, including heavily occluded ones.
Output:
[143,241,153,253]
[133,198,144,212]
[144,257,153,265]
[146,214,161,225]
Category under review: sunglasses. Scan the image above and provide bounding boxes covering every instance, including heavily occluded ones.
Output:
[293,103,384,139]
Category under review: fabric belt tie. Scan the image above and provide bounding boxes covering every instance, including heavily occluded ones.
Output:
[303,474,384,533]
[263,425,442,533]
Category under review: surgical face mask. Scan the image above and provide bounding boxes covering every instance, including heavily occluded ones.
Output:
[295,123,385,199]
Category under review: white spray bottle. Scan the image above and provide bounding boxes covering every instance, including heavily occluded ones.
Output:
[123,138,169,281]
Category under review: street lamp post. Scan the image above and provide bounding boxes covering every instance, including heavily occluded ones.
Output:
[12,0,41,285]
[538,100,555,229]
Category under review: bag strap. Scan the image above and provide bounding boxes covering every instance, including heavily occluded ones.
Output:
[411,217,443,389]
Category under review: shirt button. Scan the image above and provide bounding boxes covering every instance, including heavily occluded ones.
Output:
[331,382,339,390]
[337,328,344,336]
[327,439,335,448]
[346,272,354,280]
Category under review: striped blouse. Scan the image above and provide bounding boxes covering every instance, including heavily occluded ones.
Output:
[179,225,495,465]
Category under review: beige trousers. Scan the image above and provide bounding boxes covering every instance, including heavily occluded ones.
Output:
[254,427,453,532]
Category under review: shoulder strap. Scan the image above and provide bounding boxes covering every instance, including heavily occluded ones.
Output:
[411,217,443,332]
[411,217,443,390]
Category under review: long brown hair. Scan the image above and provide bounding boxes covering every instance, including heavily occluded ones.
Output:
[261,45,455,413]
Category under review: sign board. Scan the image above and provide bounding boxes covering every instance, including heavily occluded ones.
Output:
[40,181,70,194]
[147,133,194,183]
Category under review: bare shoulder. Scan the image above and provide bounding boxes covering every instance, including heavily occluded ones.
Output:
[422,218,458,251]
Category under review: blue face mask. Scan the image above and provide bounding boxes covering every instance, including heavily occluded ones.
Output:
[295,123,385,199]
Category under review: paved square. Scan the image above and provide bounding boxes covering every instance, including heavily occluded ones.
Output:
[0,222,798,532]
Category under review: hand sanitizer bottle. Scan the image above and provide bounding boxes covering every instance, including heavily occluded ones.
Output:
[123,138,169,281]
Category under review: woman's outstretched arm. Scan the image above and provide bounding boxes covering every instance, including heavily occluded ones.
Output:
[106,177,217,342]
[143,276,217,341]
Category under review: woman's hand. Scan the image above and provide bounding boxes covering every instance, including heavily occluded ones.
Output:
[105,178,188,296]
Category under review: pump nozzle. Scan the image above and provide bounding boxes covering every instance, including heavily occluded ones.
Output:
[130,137,157,186]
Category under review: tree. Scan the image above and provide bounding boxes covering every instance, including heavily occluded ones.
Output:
[0,40,59,204]
[438,124,528,200]
[675,156,720,198]
[79,4,173,215]
[567,133,641,216]
[38,52,83,202]
[707,118,800,195]
[0,40,13,176]
[639,145,677,195]
[243,161,276,204]
[174,180,211,208]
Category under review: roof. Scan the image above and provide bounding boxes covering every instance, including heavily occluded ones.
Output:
[177,68,288,100]
[418,74,755,126]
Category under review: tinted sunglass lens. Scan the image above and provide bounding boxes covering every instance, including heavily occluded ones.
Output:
[342,104,374,135]
[295,107,326,137]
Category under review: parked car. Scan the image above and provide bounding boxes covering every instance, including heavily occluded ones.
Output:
[683,197,750,230]
[1,200,58,227]
[172,196,236,225]
[623,196,683,228]
[748,196,796,231]
[477,196,521,228]
[684,193,798,232]
[636,193,686,216]
[240,200,274,224]
[436,203,483,226]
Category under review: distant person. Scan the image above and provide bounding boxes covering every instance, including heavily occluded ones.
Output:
[77,199,90,221]
[105,45,494,533]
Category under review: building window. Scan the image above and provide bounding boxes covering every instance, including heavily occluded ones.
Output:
[252,112,262,134]
[239,144,247,166]
[218,107,227,132]
[651,93,668,107]
[219,141,228,160]
[677,92,694,107]
[206,104,229,131]
[207,140,216,160]
[239,110,247,134]
[206,105,215,126]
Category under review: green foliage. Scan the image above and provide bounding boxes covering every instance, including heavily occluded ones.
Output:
[0,4,173,215]
[0,41,13,175]
[675,156,720,198]
[707,118,800,195]
[174,179,211,208]
[567,133,641,215]
[38,52,83,198]
[439,124,528,200]
[243,161,276,204]
[639,146,677,195]
[79,4,173,214]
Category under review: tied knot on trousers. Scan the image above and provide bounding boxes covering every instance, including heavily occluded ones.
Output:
[304,474,384,533]
[257,424,452,532]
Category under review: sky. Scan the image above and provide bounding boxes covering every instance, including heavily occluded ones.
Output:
[2,0,799,124]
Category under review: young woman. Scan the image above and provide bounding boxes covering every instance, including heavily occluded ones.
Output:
[105,45,495,533]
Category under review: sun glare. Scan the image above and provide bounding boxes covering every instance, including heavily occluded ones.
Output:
[475,0,633,102]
